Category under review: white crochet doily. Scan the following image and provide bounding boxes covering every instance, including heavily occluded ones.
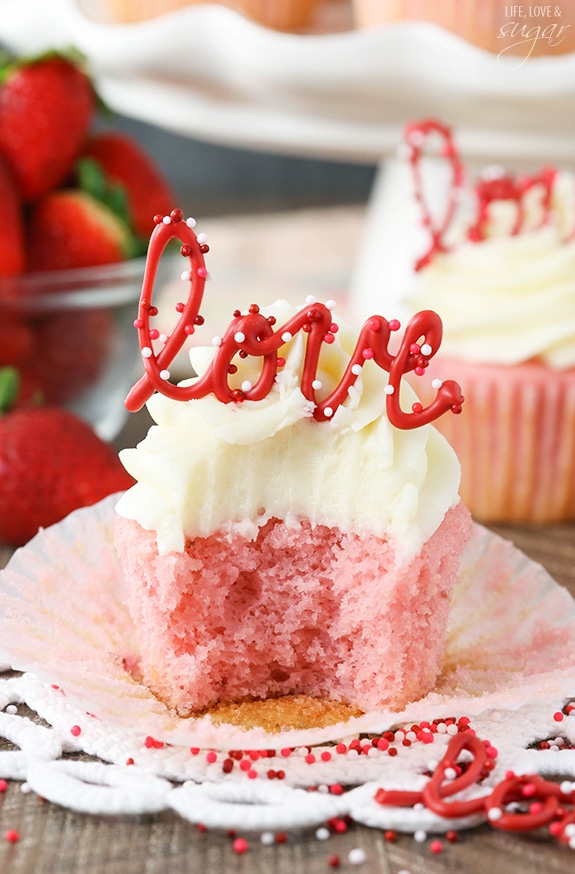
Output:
[1,496,575,840]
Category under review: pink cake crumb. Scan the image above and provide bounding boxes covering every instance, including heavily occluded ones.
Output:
[114,502,471,715]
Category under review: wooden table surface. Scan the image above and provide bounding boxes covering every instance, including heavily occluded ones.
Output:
[1,409,574,874]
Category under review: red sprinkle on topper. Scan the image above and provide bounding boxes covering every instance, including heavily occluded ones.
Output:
[124,211,464,430]
[405,118,560,267]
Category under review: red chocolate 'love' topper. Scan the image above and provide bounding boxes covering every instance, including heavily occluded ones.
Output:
[124,210,464,430]
[404,118,560,269]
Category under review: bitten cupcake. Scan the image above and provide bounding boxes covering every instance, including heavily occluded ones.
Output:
[392,119,575,523]
[113,209,470,720]
[352,1,575,58]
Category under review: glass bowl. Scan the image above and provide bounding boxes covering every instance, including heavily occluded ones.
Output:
[0,257,177,441]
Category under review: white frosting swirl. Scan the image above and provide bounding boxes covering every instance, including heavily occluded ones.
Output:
[116,301,461,563]
[405,172,575,370]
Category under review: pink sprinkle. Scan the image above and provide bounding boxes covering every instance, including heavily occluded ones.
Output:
[133,318,144,328]
[429,839,443,854]
[335,743,347,755]
[175,302,185,312]
[0,780,7,792]
[206,751,217,764]
[247,770,258,780]
[233,837,249,854]
[553,711,565,722]
[70,725,82,737]
[190,747,200,755]
[323,333,335,344]
[197,267,208,278]
[305,754,316,765]
[280,748,292,758]
[4,830,19,843]
[329,784,344,795]
[377,738,389,751]
[321,751,332,762]
[239,760,252,772]
[388,319,401,331]
[362,347,374,360]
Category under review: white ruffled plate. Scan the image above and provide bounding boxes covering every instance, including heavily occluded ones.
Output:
[2,0,575,164]
[1,494,575,751]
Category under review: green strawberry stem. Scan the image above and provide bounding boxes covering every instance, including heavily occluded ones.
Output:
[0,367,20,414]
[76,157,147,258]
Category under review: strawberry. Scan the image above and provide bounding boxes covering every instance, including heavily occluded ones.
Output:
[27,190,137,271]
[0,52,95,202]
[0,368,134,546]
[22,308,114,403]
[80,131,174,238]
[0,152,24,276]
[0,314,34,366]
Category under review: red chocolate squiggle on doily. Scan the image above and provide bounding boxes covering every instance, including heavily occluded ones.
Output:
[125,210,463,429]
[404,118,560,267]
[376,723,575,845]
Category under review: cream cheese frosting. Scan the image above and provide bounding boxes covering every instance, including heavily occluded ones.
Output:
[404,171,575,370]
[116,300,461,563]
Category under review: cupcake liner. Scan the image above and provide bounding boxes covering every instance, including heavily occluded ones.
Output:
[424,359,575,523]
[1,495,575,830]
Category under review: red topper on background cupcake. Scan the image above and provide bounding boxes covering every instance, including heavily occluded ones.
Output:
[124,209,464,430]
[404,118,561,270]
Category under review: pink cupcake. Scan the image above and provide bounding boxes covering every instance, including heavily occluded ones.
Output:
[113,211,470,718]
[391,119,575,523]
[103,0,324,30]
[352,1,575,58]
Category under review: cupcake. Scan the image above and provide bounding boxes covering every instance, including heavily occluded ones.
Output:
[113,209,471,718]
[352,1,575,58]
[384,119,575,523]
[103,0,324,30]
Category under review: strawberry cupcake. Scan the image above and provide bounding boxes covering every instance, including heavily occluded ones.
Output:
[102,0,324,30]
[113,210,470,720]
[386,119,575,523]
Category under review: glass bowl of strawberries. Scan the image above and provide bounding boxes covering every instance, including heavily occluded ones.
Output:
[0,258,179,440]
[0,49,177,439]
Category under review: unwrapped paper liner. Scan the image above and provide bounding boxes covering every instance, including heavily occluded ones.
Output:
[0,495,575,832]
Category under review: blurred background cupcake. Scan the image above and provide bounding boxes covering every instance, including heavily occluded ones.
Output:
[352,0,575,58]
[390,119,575,523]
[102,0,326,30]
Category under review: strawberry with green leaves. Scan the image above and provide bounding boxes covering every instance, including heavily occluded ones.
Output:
[80,131,175,238]
[0,368,134,546]
[27,189,139,271]
[0,51,95,202]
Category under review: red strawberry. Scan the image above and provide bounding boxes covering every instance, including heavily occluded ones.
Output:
[80,132,174,238]
[22,308,114,403]
[27,190,137,271]
[0,152,24,276]
[0,386,134,546]
[0,315,34,366]
[0,53,95,202]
